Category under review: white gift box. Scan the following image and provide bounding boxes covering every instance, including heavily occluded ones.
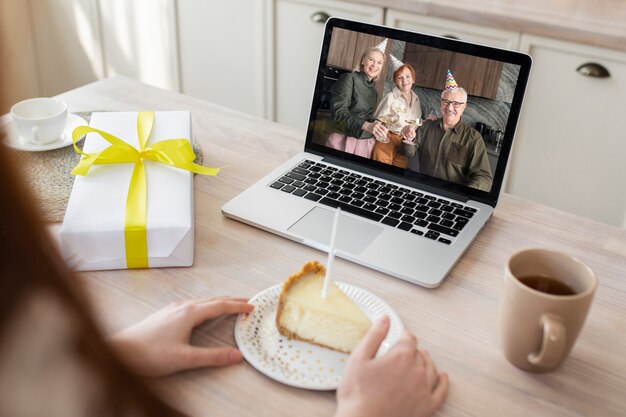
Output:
[60,111,194,271]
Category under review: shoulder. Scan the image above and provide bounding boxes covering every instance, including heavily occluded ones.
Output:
[458,121,481,138]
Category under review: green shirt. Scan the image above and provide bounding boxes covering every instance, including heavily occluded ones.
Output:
[329,71,378,139]
[402,119,493,191]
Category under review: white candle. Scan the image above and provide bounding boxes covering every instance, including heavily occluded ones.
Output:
[321,207,341,299]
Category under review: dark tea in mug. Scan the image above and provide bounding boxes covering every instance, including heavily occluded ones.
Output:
[519,275,577,296]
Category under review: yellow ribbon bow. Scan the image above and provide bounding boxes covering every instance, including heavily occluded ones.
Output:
[71,111,219,268]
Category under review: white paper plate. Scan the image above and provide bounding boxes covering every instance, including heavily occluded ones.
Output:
[234,282,404,390]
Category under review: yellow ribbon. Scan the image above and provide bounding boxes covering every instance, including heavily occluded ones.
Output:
[71,111,219,268]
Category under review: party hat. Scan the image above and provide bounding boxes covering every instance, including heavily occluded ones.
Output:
[390,55,404,72]
[375,38,388,53]
[445,69,459,90]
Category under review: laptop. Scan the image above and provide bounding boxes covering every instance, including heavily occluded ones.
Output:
[222,18,531,288]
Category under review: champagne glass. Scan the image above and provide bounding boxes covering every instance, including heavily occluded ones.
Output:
[391,99,408,115]
[375,115,395,143]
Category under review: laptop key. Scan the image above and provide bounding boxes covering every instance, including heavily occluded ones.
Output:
[415,219,428,228]
[397,222,413,231]
[388,211,402,219]
[410,229,424,236]
[454,209,474,219]
[401,214,416,223]
[440,219,454,228]
[319,198,383,222]
[381,217,400,227]
[327,192,341,199]
[270,181,284,190]
[425,231,440,240]
[454,217,469,230]
[442,212,455,220]
[375,207,390,215]
[303,185,316,192]
[427,215,441,223]
[281,185,296,193]
[279,176,294,184]
[338,195,351,203]
[286,172,305,181]
[293,167,309,175]
[363,203,377,211]
[429,223,459,237]
[293,188,307,197]
[438,238,452,245]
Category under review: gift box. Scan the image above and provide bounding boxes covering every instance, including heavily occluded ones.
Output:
[60,111,217,271]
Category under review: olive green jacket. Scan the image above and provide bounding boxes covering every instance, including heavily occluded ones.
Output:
[402,119,493,191]
[329,71,377,139]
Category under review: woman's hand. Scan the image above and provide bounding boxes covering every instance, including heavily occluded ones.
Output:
[335,316,449,417]
[401,125,417,141]
[109,297,254,377]
[363,121,388,139]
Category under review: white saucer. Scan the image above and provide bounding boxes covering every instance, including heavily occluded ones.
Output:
[3,113,88,152]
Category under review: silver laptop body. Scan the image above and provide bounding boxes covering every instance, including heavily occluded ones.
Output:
[223,18,531,288]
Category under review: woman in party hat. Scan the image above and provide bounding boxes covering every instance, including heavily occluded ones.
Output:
[371,57,423,168]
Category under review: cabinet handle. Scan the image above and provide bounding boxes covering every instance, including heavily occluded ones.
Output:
[311,11,331,24]
[576,62,610,78]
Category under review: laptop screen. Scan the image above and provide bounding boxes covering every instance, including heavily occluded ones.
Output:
[305,18,531,206]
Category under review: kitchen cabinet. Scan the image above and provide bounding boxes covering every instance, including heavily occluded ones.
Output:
[385,10,521,50]
[274,0,384,132]
[507,35,626,228]
[177,0,271,119]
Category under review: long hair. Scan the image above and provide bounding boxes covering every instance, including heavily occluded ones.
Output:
[354,47,386,81]
[0,131,185,416]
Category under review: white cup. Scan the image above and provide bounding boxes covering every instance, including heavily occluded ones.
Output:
[11,97,68,145]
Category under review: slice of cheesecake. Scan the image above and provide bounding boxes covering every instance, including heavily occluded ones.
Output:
[275,261,371,353]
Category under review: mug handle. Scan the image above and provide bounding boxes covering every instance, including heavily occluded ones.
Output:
[31,125,41,144]
[527,314,566,367]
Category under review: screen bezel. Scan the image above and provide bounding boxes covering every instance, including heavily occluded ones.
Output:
[304,18,532,207]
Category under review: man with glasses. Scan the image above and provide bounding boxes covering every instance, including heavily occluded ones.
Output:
[401,84,493,191]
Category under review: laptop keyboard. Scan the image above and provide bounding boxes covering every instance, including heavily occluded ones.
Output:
[269,160,477,245]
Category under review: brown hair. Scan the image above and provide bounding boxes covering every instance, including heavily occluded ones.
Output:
[393,64,416,85]
[0,133,185,415]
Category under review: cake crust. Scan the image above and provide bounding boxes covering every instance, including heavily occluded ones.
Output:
[275,261,329,348]
[275,261,369,354]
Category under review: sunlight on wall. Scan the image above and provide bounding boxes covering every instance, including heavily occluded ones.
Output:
[72,1,103,78]
[101,0,177,91]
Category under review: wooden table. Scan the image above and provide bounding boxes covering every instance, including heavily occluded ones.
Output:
[56,77,626,417]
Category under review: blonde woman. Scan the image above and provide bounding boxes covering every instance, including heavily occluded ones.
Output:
[325,47,389,158]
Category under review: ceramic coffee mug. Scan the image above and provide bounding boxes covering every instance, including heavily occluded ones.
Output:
[10,97,68,145]
[500,248,597,372]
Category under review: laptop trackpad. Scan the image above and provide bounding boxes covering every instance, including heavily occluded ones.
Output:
[288,206,383,255]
